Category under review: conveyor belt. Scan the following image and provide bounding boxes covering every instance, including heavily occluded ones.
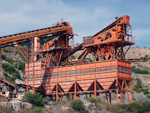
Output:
[0,22,71,47]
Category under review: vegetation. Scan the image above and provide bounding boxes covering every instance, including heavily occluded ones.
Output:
[71,100,85,111]
[1,54,6,60]
[88,97,101,103]
[3,48,8,52]
[40,36,54,45]
[3,63,21,81]
[25,93,48,106]
[134,78,149,94]
[108,101,150,113]
[71,55,76,59]
[33,107,43,113]
[132,66,149,74]
[5,58,16,64]
[14,61,25,72]
[86,58,93,62]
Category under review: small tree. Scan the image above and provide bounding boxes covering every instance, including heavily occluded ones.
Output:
[25,93,48,106]
[71,100,85,111]
[33,107,43,113]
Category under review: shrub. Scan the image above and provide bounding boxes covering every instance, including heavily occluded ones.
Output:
[88,97,101,103]
[3,72,8,77]
[25,93,48,106]
[71,100,85,111]
[127,102,140,112]
[18,61,25,71]
[33,107,43,113]
[71,55,76,59]
[5,58,16,64]
[3,63,16,74]
[109,101,150,113]
[132,66,149,74]
[3,49,8,52]
[134,78,149,95]
[1,54,6,60]
[137,101,150,113]
[134,78,142,93]
[142,89,149,95]
[13,72,21,79]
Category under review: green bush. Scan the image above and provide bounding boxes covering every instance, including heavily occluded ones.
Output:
[127,102,140,112]
[134,78,149,95]
[86,58,93,62]
[3,49,8,52]
[18,61,25,71]
[3,72,8,77]
[3,63,16,74]
[142,89,149,95]
[33,107,43,113]
[5,58,15,64]
[1,54,6,60]
[14,61,25,71]
[137,101,150,113]
[134,78,142,93]
[25,93,48,106]
[132,66,149,74]
[71,100,85,111]
[88,97,101,103]
[109,101,150,113]
[71,55,76,59]
[13,72,21,79]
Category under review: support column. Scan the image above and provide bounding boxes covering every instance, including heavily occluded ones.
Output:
[56,67,58,102]
[56,84,58,102]
[0,44,1,93]
[109,92,111,104]
[125,80,130,103]
[94,61,97,98]
[32,38,35,94]
[106,93,108,103]
[74,65,76,100]
[26,41,30,93]
[130,80,133,102]
[116,79,119,103]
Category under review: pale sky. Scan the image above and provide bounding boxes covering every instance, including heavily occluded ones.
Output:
[0,0,150,47]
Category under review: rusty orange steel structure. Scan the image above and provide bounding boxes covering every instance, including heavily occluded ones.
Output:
[0,15,135,103]
[77,15,135,61]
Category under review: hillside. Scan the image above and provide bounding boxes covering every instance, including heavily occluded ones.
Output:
[2,46,26,84]
[1,46,150,113]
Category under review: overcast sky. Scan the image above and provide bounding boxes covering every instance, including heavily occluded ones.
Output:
[0,0,150,47]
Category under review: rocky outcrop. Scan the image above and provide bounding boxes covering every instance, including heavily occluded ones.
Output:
[0,100,32,112]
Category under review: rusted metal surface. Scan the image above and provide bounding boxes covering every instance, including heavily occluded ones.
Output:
[25,59,133,103]
[0,15,135,103]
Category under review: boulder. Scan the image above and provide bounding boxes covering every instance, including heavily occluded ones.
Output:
[10,100,24,111]
[61,106,70,111]
[0,102,12,109]
[23,102,33,110]
[15,79,25,84]
[44,104,51,109]
[16,92,25,101]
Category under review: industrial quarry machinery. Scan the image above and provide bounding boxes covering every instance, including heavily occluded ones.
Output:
[0,15,135,104]
[77,15,135,61]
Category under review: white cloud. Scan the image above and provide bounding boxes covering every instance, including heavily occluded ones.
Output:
[0,0,150,46]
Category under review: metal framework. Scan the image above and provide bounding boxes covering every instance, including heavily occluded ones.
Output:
[0,15,135,104]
